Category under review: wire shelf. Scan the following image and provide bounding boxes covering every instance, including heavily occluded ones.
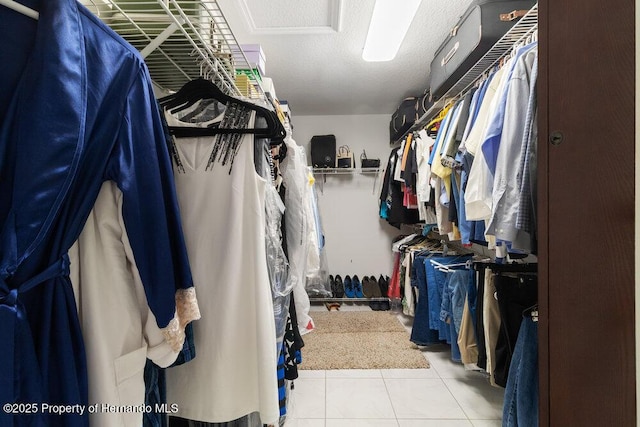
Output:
[88,0,265,100]
[393,3,538,144]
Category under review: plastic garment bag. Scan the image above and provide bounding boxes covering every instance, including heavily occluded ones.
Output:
[254,131,292,299]
[279,135,314,334]
[304,172,331,297]
[264,182,292,297]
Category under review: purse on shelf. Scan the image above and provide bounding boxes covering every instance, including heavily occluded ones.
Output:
[360,150,380,169]
[337,145,355,168]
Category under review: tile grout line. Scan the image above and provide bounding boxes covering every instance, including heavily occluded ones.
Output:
[381,371,401,426]
[431,348,477,423]
[323,370,327,426]
[422,348,442,377]
[440,375,474,422]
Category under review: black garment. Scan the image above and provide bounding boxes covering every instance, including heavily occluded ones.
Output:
[493,273,538,387]
[284,293,304,380]
[380,149,420,228]
[407,139,419,193]
[448,174,459,225]
[379,150,396,207]
[279,184,288,257]
[400,137,419,193]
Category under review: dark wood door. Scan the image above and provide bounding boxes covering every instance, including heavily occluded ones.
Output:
[538,0,636,425]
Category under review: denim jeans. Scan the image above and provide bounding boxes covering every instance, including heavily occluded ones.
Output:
[441,269,474,363]
[503,317,538,427]
[410,256,442,346]
[426,261,451,343]
[144,361,168,427]
[439,273,461,362]
[449,269,475,334]
[425,256,472,346]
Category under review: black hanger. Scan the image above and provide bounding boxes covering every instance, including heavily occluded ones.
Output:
[159,78,286,142]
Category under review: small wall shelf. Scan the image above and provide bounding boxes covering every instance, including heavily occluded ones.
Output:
[311,167,383,193]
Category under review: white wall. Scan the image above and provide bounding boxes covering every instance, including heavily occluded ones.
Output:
[292,114,400,278]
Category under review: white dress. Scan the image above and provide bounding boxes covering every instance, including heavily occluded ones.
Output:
[164,111,279,424]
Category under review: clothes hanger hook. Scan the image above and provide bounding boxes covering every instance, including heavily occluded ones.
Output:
[88,0,101,17]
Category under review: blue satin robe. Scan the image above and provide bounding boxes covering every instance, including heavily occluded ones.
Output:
[0,1,193,425]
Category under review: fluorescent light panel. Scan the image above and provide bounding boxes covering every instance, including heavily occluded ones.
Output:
[362,0,422,62]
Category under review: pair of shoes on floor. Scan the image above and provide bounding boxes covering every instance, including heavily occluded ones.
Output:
[369,275,391,311]
[330,275,344,298]
[378,275,390,297]
[362,275,382,298]
[343,275,364,298]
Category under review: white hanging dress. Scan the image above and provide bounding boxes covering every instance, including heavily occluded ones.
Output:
[164,110,279,425]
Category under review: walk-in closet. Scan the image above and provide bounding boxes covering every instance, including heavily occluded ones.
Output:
[0,0,635,426]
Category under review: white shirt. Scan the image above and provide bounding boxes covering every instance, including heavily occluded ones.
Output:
[69,182,188,427]
[465,62,514,221]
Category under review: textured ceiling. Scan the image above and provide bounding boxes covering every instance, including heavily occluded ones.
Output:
[239,0,341,32]
[217,0,475,116]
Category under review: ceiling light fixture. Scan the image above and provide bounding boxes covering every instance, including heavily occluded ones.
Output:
[362,0,422,62]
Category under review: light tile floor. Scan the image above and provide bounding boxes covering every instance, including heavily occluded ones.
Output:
[286,305,504,427]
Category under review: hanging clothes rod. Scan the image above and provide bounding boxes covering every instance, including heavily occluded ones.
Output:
[0,0,39,19]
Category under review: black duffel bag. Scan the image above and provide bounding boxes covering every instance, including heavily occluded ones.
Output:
[390,97,420,143]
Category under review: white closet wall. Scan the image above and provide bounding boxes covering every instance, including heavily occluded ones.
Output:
[293,114,398,277]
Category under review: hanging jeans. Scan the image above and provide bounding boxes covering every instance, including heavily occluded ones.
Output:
[410,256,442,346]
[425,259,450,342]
[503,317,538,427]
[494,274,538,387]
[425,256,472,348]
[441,269,474,363]
[449,269,475,334]
[440,272,461,362]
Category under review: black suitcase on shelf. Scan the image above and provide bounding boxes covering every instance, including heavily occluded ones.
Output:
[310,134,337,168]
[429,0,536,100]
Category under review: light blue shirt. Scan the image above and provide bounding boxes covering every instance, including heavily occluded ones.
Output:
[480,42,538,174]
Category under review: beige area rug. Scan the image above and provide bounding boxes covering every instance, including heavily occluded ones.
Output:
[300,311,430,370]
